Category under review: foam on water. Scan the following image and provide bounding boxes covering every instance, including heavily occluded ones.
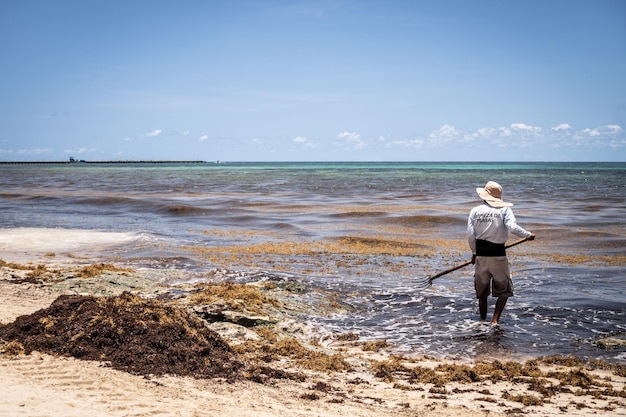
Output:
[0,227,143,262]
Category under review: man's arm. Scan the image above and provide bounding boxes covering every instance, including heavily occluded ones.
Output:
[503,208,533,239]
[467,210,477,254]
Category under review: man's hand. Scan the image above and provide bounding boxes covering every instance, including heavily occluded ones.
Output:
[528,233,536,241]
[471,254,476,265]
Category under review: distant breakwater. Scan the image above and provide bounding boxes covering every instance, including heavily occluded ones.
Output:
[0,160,208,165]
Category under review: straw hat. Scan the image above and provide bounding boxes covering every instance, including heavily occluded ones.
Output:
[476,181,513,207]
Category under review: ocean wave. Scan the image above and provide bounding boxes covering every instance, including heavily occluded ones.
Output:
[387,214,464,226]
[328,211,389,219]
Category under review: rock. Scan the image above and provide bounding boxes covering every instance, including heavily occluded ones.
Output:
[190,305,276,327]
[594,335,626,349]
[222,310,275,327]
[207,322,261,345]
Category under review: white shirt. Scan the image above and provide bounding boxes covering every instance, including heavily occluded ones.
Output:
[467,203,532,254]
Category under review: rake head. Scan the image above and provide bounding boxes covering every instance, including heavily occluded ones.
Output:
[413,275,433,291]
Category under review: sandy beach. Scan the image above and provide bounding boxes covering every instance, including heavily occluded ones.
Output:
[1,253,624,417]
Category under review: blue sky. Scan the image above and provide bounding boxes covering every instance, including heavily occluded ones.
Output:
[1,0,625,162]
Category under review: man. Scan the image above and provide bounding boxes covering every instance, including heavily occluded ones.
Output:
[467,181,535,325]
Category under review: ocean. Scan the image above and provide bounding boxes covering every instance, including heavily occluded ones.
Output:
[1,161,625,364]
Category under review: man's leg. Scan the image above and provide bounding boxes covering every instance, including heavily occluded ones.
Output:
[489,256,512,325]
[474,257,491,321]
[491,296,508,324]
[479,294,489,321]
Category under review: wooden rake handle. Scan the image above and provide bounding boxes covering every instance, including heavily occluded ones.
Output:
[429,237,531,282]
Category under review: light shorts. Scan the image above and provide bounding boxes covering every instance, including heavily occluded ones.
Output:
[474,256,514,298]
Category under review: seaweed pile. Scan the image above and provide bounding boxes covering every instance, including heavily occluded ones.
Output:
[0,292,240,379]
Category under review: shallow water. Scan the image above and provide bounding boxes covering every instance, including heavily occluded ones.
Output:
[1,161,625,364]
[307,265,625,362]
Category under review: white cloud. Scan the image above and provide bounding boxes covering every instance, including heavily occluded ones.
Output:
[337,131,365,149]
[199,135,208,142]
[474,127,497,137]
[428,124,462,145]
[472,126,511,139]
[145,129,162,137]
[293,136,317,149]
[511,123,542,134]
[582,127,601,137]
[574,125,624,142]
[607,124,623,134]
[551,123,571,131]
[438,124,460,138]
[382,122,624,154]
[390,138,424,148]
[182,130,191,136]
[337,131,361,141]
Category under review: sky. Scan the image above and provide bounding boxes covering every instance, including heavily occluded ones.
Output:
[0,0,625,162]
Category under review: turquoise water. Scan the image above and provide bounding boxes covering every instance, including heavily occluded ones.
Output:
[1,161,625,363]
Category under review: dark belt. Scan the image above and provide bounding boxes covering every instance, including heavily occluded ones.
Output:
[476,239,506,256]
